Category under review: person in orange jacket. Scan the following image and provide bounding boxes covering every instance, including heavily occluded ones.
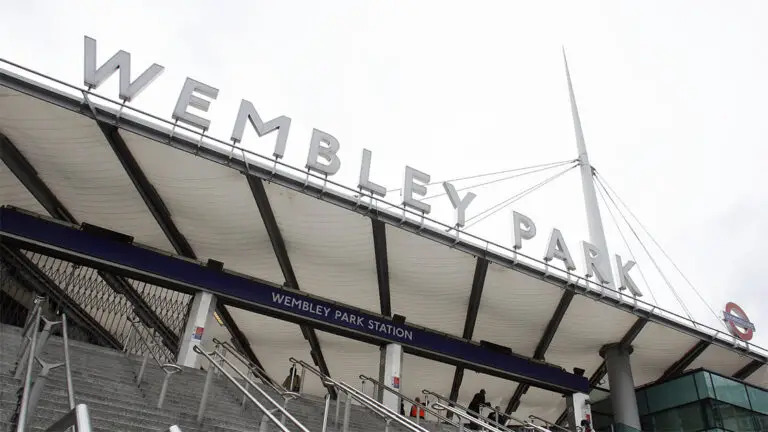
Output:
[409,397,426,419]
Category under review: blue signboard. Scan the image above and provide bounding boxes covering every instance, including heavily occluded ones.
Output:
[0,207,588,394]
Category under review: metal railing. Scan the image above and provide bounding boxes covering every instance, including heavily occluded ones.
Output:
[193,345,310,432]
[422,389,549,432]
[13,296,93,432]
[168,426,182,432]
[43,404,93,432]
[529,415,572,432]
[210,338,302,420]
[433,402,552,432]
[291,357,432,432]
[360,374,460,429]
[123,317,182,408]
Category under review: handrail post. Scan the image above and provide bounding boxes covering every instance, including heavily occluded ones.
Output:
[299,365,306,394]
[61,313,76,410]
[16,304,42,432]
[26,358,64,422]
[158,371,171,409]
[137,351,150,384]
[335,391,342,427]
[35,317,58,357]
[343,391,352,432]
[197,361,215,423]
[321,393,331,432]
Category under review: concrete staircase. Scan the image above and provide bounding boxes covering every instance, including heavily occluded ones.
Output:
[0,324,442,432]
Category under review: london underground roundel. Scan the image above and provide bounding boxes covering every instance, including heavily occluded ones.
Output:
[723,302,755,342]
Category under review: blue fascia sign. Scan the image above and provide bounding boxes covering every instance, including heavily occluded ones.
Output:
[0,206,589,394]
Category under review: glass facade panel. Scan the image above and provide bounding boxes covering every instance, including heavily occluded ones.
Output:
[749,385,768,415]
[709,399,768,431]
[711,373,751,410]
[646,374,699,413]
[641,401,706,432]
[694,370,716,399]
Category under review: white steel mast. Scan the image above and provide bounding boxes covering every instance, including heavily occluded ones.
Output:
[563,49,613,286]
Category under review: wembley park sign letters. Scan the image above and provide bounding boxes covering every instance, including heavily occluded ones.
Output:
[81,36,642,298]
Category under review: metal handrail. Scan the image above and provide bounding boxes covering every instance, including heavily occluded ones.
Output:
[290,357,431,432]
[422,389,519,431]
[529,415,571,432]
[211,338,286,396]
[194,346,308,432]
[16,301,43,432]
[43,404,93,432]
[126,318,182,373]
[433,402,552,432]
[124,318,181,408]
[168,426,182,432]
[359,374,458,427]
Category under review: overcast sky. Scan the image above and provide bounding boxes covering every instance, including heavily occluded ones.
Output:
[1,0,767,349]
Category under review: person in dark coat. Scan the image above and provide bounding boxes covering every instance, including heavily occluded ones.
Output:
[466,389,490,430]
[281,366,301,392]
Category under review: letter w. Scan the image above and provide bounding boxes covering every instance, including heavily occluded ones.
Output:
[83,36,165,102]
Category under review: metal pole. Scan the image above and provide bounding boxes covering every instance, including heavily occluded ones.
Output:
[75,404,93,432]
[343,391,352,432]
[563,50,612,282]
[16,305,42,432]
[26,359,64,421]
[197,364,215,423]
[321,394,331,432]
[335,392,342,427]
[137,352,150,384]
[299,366,306,394]
[158,372,171,409]
[61,313,76,410]
[35,317,57,357]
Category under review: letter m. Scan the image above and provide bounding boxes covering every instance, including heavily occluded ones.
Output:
[83,36,165,102]
[230,99,291,159]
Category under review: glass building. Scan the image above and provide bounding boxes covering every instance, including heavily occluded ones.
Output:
[590,368,768,431]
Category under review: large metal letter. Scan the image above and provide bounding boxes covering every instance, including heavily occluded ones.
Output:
[443,182,475,228]
[306,129,342,175]
[172,78,219,130]
[581,241,613,286]
[402,166,431,214]
[358,149,386,197]
[615,255,643,297]
[512,211,537,250]
[230,99,292,159]
[83,36,164,102]
[544,228,576,271]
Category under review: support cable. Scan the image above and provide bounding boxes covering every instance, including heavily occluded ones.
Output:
[595,172,728,332]
[464,164,578,230]
[593,174,696,324]
[594,176,659,305]
[386,159,576,193]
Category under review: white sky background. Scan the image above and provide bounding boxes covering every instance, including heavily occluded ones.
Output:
[1,1,767,349]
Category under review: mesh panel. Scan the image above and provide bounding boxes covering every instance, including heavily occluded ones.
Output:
[22,251,193,362]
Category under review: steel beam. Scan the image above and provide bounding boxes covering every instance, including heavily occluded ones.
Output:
[0,244,122,349]
[216,303,266,371]
[449,259,489,405]
[556,318,648,426]
[371,220,391,316]
[97,123,261,368]
[247,176,337,398]
[657,340,710,382]
[734,360,764,381]
[506,291,575,413]
[0,131,178,352]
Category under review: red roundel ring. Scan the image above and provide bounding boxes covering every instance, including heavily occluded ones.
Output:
[725,302,753,342]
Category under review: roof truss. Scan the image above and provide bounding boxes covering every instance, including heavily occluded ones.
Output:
[247,175,337,399]
[371,220,391,316]
[99,123,261,368]
[506,290,575,413]
[449,258,489,403]
[0,131,179,353]
[734,360,764,381]
[657,340,710,382]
